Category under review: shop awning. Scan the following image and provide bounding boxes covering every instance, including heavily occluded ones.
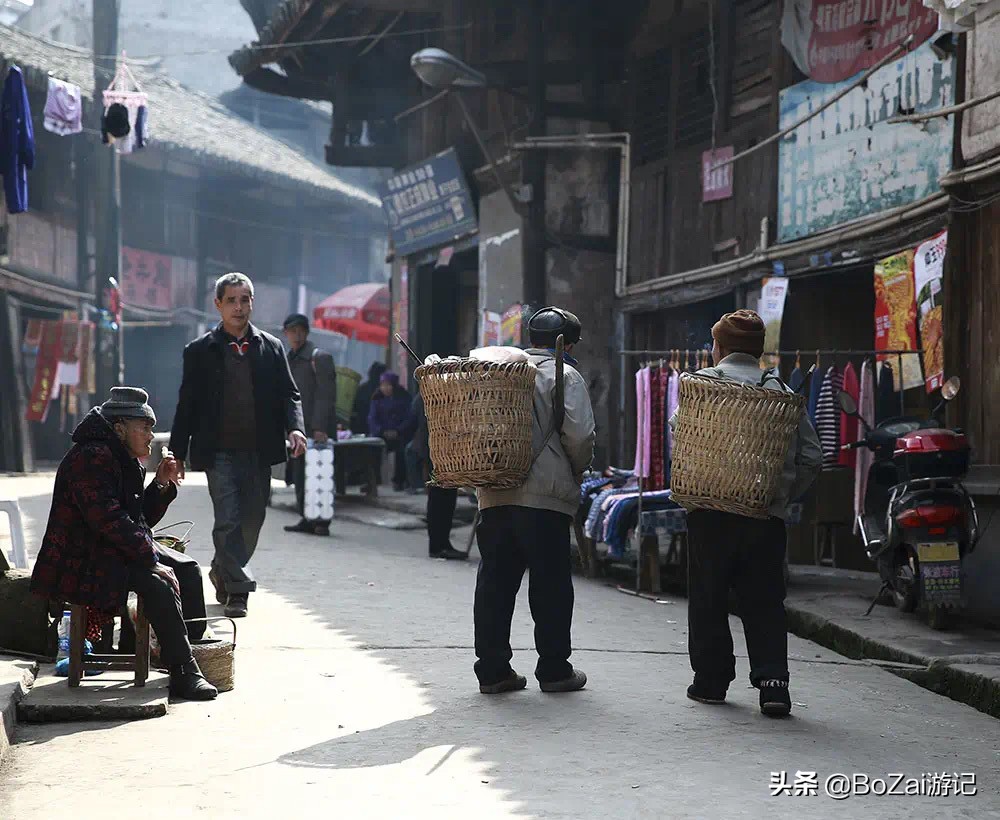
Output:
[313,283,390,346]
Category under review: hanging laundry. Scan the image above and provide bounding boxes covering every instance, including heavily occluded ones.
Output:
[102,102,131,143]
[807,359,824,426]
[789,364,804,393]
[854,360,876,534]
[665,368,680,466]
[632,368,652,478]
[876,361,896,424]
[43,77,83,136]
[648,369,665,491]
[838,362,860,469]
[1,65,35,214]
[815,365,844,469]
[135,105,149,148]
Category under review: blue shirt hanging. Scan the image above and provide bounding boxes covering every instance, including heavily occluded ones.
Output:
[0,66,36,214]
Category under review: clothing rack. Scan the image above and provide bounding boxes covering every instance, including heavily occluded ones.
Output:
[617,346,926,591]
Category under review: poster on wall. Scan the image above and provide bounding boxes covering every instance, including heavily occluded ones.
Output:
[757,277,790,367]
[501,304,523,347]
[395,264,409,386]
[914,230,947,393]
[702,147,734,202]
[781,0,938,83]
[481,311,501,347]
[777,41,954,242]
[874,250,923,391]
[122,247,173,310]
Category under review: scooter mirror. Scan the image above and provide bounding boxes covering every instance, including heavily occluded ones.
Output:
[941,376,961,401]
[838,390,858,416]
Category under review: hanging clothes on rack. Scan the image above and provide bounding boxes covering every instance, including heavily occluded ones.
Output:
[807,356,824,425]
[662,366,675,484]
[649,367,665,491]
[632,367,652,478]
[815,365,844,468]
[1,65,35,215]
[854,359,876,533]
[102,53,149,155]
[789,357,805,393]
[876,361,896,423]
[838,361,860,469]
[43,77,83,136]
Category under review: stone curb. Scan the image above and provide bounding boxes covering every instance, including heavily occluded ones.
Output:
[785,603,1000,720]
[0,661,37,769]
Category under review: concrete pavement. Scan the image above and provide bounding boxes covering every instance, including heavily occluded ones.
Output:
[1,474,999,818]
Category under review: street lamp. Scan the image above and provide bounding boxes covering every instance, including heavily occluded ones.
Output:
[410,48,487,90]
[409,48,526,214]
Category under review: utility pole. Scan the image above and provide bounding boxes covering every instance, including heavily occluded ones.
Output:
[92,0,123,397]
[521,0,547,312]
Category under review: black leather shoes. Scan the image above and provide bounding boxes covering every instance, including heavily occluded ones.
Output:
[169,659,218,701]
[225,594,248,618]
[208,567,227,605]
[284,519,315,534]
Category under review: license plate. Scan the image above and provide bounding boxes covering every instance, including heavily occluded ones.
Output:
[917,542,960,563]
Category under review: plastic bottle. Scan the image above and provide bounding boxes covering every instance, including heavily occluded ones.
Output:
[56,610,72,660]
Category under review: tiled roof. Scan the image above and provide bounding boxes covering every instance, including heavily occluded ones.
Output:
[0,23,381,211]
[229,0,317,76]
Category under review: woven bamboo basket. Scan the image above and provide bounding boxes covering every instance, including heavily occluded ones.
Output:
[188,617,236,692]
[415,358,537,489]
[670,373,804,519]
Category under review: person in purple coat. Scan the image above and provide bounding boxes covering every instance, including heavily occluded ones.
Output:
[368,371,412,491]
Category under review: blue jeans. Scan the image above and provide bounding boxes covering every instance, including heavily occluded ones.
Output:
[205,451,271,595]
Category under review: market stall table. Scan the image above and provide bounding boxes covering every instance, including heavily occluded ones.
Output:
[333,436,386,498]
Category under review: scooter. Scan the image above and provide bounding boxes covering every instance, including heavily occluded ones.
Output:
[839,378,979,630]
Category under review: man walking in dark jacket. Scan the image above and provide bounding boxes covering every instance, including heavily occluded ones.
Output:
[282,313,337,537]
[170,273,306,618]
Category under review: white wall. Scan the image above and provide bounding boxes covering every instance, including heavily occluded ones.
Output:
[963,6,1000,162]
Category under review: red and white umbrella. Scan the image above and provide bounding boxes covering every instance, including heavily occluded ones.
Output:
[313,283,390,346]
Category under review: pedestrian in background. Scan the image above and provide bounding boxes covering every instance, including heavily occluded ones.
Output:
[170,272,306,618]
[282,313,337,537]
[368,371,411,492]
[671,310,822,717]
[350,361,387,435]
[31,387,217,701]
[406,391,467,561]
[474,307,595,695]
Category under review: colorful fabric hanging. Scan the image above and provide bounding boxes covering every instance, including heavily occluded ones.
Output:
[1,65,35,214]
[43,77,83,136]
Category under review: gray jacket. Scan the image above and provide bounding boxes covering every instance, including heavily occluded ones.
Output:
[287,340,337,436]
[478,349,596,518]
[669,353,823,520]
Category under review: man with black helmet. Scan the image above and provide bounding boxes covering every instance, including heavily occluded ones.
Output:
[474,306,596,695]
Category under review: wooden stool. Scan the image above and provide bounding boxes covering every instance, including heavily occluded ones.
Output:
[68,600,150,688]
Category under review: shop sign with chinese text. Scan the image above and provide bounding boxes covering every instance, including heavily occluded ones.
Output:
[702,147,734,202]
[778,41,953,241]
[781,0,938,83]
[380,148,478,256]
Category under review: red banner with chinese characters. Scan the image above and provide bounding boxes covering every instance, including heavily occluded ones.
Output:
[122,247,173,310]
[781,0,938,83]
[26,320,63,422]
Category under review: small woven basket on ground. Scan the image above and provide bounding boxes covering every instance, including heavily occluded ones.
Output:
[415,358,537,489]
[670,373,804,519]
[189,617,236,692]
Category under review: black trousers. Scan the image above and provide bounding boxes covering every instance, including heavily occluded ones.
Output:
[474,506,575,685]
[382,437,407,486]
[427,486,457,554]
[121,545,207,668]
[686,510,788,688]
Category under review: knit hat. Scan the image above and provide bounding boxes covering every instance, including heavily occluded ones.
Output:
[711,310,766,358]
[100,387,156,425]
[283,313,310,331]
[380,371,399,386]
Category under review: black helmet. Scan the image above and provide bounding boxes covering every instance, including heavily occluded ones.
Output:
[527,306,582,347]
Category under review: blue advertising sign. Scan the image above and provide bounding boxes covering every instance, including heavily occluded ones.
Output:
[380,148,478,256]
[777,42,954,242]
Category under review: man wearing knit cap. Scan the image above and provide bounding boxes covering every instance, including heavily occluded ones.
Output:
[671,309,822,717]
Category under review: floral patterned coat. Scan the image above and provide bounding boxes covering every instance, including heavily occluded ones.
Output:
[30,409,176,613]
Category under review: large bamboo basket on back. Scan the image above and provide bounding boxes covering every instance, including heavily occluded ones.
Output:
[670,373,804,519]
[415,358,537,489]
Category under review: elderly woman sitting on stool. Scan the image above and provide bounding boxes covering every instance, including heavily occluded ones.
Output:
[31,387,217,701]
